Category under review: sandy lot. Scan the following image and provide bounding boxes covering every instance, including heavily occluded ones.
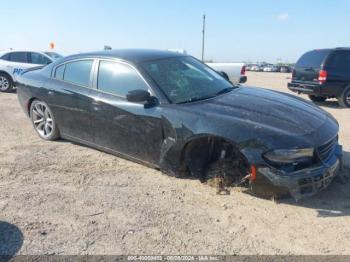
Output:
[0,72,349,255]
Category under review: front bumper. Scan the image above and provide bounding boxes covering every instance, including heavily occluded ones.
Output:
[257,144,343,201]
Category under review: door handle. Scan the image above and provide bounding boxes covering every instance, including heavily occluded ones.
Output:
[92,100,101,111]
[92,105,101,111]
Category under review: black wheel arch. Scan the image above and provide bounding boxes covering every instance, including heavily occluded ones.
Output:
[27,97,39,117]
[178,134,251,176]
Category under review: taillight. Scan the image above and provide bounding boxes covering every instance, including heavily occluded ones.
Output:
[318,70,327,84]
[241,65,246,75]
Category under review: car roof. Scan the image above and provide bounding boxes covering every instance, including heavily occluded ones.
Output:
[309,47,350,52]
[335,47,350,51]
[0,49,50,53]
[62,49,187,64]
[0,50,53,57]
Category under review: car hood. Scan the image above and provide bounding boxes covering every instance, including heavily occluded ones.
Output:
[178,86,336,138]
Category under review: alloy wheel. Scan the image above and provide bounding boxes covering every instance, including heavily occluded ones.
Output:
[32,102,54,138]
[0,76,10,91]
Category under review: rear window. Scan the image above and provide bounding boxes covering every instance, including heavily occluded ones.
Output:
[296,50,331,69]
[1,53,10,60]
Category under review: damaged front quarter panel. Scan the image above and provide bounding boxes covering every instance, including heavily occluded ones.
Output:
[157,88,343,200]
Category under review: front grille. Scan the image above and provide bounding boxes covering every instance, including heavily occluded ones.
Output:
[298,171,334,195]
[317,137,337,162]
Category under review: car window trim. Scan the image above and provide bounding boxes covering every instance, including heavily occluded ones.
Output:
[93,58,155,100]
[54,63,66,79]
[51,58,95,89]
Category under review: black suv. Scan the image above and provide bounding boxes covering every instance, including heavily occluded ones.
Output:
[288,48,350,107]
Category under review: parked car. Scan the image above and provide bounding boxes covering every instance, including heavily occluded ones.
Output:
[288,48,350,107]
[263,65,278,72]
[17,49,342,200]
[250,64,262,72]
[0,50,63,92]
[279,65,291,73]
[206,62,247,84]
[245,64,252,71]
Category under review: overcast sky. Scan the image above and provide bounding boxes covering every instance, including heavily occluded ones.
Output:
[1,0,350,63]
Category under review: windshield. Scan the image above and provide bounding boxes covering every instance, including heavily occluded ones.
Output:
[141,56,234,104]
[44,52,63,60]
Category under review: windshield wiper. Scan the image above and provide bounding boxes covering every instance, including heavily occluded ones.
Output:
[177,95,215,104]
[215,87,234,96]
[177,87,236,104]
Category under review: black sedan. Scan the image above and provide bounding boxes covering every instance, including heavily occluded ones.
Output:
[16,49,343,200]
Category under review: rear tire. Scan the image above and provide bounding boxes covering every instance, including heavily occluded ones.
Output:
[308,95,327,103]
[337,86,350,108]
[0,73,14,92]
[30,100,60,141]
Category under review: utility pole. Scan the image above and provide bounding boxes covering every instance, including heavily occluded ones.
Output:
[202,14,206,62]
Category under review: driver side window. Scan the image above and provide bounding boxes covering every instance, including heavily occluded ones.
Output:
[97,60,148,97]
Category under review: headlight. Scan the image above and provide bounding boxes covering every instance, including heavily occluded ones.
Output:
[264,148,314,165]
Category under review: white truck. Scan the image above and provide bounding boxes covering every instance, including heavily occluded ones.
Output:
[0,50,62,92]
[167,50,247,84]
[206,62,247,84]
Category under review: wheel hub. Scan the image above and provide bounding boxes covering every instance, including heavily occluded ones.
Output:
[0,76,9,91]
[32,103,53,138]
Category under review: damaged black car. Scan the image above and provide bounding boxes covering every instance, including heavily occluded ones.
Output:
[16,49,343,200]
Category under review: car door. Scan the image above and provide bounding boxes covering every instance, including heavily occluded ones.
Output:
[6,52,33,78]
[46,59,95,142]
[89,59,164,164]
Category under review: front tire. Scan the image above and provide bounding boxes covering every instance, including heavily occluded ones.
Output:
[337,86,350,108]
[308,95,327,103]
[0,73,14,92]
[205,159,246,194]
[30,100,60,141]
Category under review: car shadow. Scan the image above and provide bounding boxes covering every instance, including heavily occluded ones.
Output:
[278,150,350,218]
[313,99,346,109]
[0,221,23,261]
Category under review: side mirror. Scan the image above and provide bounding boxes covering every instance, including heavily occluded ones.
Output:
[126,89,151,103]
[127,90,158,108]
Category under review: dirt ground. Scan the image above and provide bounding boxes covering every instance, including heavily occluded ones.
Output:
[0,72,350,255]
